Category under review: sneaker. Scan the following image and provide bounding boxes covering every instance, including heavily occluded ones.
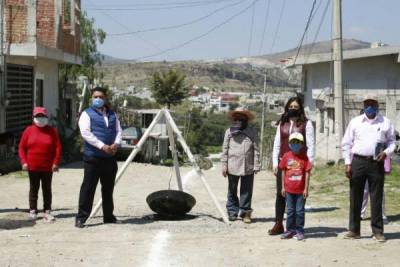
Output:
[44,210,55,222]
[372,233,386,243]
[383,216,389,225]
[343,231,361,239]
[294,232,305,241]
[268,221,284,235]
[29,210,37,220]
[280,231,295,239]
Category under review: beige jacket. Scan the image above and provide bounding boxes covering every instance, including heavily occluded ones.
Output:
[221,127,261,176]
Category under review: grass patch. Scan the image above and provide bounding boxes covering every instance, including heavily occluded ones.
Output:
[308,163,400,219]
[205,146,221,154]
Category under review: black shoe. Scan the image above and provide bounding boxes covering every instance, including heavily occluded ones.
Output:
[104,216,120,224]
[228,215,237,222]
[75,219,85,228]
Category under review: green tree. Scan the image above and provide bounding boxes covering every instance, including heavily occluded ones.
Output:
[149,69,189,109]
[60,11,106,82]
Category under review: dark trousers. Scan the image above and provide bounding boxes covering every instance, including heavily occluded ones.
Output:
[274,169,286,222]
[226,173,254,216]
[286,193,305,234]
[349,157,385,234]
[76,157,118,222]
[28,171,53,211]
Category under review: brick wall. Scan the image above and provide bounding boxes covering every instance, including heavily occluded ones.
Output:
[37,0,56,48]
[60,0,80,55]
[5,0,28,43]
[5,0,80,56]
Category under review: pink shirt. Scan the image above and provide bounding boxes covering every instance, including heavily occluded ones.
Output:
[342,114,396,165]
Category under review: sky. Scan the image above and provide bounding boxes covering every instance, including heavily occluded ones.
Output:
[82,0,400,62]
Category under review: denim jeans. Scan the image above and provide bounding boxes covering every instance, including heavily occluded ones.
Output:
[226,174,254,217]
[286,193,305,233]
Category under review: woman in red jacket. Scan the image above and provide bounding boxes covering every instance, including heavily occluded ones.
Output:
[19,107,62,222]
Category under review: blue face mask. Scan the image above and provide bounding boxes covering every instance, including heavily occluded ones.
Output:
[289,143,302,154]
[92,98,104,109]
[364,106,378,117]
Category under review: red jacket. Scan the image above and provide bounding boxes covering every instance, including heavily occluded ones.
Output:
[18,125,62,172]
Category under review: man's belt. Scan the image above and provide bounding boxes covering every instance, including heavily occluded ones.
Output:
[353,154,374,161]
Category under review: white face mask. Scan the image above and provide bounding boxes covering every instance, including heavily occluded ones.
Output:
[33,117,49,127]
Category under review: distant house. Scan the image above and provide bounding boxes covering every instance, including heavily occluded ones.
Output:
[0,0,81,161]
[292,45,400,162]
[131,109,169,162]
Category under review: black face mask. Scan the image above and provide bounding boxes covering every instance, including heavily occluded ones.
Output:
[232,119,248,131]
[287,108,300,118]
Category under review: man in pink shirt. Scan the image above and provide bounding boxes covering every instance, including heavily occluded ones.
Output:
[342,95,396,242]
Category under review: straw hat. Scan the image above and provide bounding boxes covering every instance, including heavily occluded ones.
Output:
[228,107,255,121]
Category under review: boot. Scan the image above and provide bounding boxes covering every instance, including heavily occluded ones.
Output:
[268,221,284,235]
[243,210,252,224]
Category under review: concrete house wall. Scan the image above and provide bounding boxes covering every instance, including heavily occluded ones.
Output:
[300,51,400,162]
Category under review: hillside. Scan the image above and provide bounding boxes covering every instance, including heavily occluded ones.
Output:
[98,39,370,92]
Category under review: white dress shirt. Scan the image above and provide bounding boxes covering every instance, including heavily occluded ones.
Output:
[272,120,315,169]
[342,114,396,165]
[78,108,122,149]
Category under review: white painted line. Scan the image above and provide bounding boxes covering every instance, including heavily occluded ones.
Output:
[143,230,171,267]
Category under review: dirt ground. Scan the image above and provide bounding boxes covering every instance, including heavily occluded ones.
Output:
[0,161,399,267]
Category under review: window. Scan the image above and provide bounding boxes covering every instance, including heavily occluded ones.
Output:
[35,79,43,106]
[63,0,72,26]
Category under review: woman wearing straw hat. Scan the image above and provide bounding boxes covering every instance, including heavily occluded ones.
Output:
[221,107,260,223]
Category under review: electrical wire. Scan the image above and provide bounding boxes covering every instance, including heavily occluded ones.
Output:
[247,1,256,55]
[269,0,286,53]
[107,0,245,36]
[87,0,236,11]
[132,0,261,61]
[305,0,330,60]
[291,0,317,66]
[86,0,165,54]
[258,0,271,55]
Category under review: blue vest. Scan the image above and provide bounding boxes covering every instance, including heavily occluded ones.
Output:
[83,107,117,158]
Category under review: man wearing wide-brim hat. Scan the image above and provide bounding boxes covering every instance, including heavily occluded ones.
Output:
[342,94,396,242]
[221,107,260,223]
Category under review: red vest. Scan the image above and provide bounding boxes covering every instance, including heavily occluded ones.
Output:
[279,121,307,159]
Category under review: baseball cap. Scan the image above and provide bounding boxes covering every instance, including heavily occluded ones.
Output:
[33,107,48,117]
[289,132,304,142]
[363,94,378,103]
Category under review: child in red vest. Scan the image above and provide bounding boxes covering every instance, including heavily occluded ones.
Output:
[279,132,312,241]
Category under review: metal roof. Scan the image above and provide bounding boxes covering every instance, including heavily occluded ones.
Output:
[288,45,400,66]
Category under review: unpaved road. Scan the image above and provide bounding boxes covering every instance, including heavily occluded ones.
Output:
[0,162,399,267]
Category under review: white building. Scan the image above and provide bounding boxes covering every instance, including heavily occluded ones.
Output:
[293,45,400,162]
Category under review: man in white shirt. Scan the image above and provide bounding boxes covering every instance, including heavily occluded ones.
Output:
[342,94,396,242]
[75,87,122,228]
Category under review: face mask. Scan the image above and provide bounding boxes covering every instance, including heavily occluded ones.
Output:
[364,106,378,118]
[289,143,302,154]
[92,98,104,109]
[232,119,248,130]
[33,117,48,127]
[287,108,300,118]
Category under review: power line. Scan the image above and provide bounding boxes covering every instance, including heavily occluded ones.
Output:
[86,0,165,54]
[258,0,271,55]
[305,0,330,58]
[133,0,261,61]
[269,0,286,53]
[107,0,245,36]
[86,0,237,11]
[292,0,317,66]
[247,1,256,55]
[87,0,235,8]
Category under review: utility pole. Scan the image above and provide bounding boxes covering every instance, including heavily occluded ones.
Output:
[0,0,5,133]
[259,70,267,169]
[332,0,344,162]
